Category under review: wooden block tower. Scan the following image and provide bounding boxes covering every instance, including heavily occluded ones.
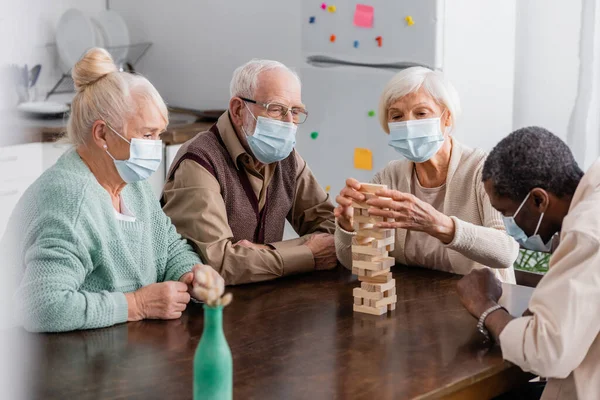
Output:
[352,183,397,316]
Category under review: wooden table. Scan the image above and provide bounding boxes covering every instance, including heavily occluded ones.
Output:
[28,266,534,400]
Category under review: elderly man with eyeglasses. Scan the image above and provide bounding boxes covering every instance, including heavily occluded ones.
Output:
[162,59,337,285]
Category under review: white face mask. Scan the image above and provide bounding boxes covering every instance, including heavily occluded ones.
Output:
[105,124,163,183]
[502,192,553,252]
[387,111,447,163]
[242,105,297,164]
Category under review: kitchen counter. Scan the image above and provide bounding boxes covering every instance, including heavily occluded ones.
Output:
[2,110,218,147]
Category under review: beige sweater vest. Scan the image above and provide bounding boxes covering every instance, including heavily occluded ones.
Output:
[335,139,518,283]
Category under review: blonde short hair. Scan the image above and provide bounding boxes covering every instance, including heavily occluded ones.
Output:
[378,67,461,133]
[67,48,168,146]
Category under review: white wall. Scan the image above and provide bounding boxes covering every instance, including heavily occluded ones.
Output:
[443,0,516,151]
[512,0,582,140]
[110,0,302,110]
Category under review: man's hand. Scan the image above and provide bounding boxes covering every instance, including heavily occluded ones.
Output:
[456,268,503,319]
[305,233,338,270]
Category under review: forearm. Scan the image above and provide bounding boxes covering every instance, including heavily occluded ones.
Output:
[444,217,519,270]
[334,221,355,270]
[484,307,515,344]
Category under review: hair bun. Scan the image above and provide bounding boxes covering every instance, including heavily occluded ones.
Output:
[71,47,118,92]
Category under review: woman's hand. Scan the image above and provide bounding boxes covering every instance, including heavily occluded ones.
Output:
[180,264,225,304]
[366,188,456,244]
[125,281,191,321]
[334,178,366,232]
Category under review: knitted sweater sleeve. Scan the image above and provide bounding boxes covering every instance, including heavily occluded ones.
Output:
[15,217,129,333]
[161,210,202,282]
[445,160,520,270]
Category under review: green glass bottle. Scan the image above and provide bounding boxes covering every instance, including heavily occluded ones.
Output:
[193,305,233,400]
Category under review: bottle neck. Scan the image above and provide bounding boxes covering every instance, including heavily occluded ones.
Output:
[203,305,224,333]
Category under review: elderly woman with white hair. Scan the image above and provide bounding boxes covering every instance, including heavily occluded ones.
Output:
[4,48,224,332]
[334,67,518,282]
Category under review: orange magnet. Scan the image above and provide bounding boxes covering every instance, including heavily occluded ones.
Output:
[330,34,337,43]
[375,36,382,47]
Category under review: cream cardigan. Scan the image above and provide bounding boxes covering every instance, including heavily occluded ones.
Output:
[335,139,518,283]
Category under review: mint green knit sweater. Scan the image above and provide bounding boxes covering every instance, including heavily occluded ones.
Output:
[3,149,201,332]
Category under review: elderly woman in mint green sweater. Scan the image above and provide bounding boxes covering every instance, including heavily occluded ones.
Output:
[4,48,224,333]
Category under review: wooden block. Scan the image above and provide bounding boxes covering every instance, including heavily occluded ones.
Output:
[351,267,367,276]
[370,236,395,249]
[388,303,396,311]
[354,297,363,306]
[351,200,369,209]
[352,245,388,256]
[352,252,377,262]
[354,222,374,231]
[354,214,384,224]
[357,228,394,239]
[386,243,395,252]
[361,279,396,293]
[353,304,387,316]
[384,286,396,297]
[365,267,391,277]
[373,295,397,308]
[353,256,395,271]
[358,272,393,284]
[353,288,384,300]
[354,236,374,246]
[358,183,387,194]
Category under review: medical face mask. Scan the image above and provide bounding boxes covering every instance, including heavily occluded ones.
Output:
[502,192,553,252]
[105,124,163,183]
[387,112,447,163]
[242,106,297,164]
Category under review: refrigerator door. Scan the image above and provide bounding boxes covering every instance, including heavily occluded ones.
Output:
[302,0,442,67]
[296,64,402,198]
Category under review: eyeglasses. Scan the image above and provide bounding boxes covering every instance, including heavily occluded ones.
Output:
[240,97,308,124]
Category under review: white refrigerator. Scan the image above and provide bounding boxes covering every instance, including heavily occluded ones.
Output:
[296,0,444,198]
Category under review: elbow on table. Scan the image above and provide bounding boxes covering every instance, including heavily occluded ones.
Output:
[20,300,85,333]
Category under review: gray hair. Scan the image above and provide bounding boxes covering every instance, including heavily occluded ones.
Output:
[378,67,461,133]
[68,48,168,146]
[229,59,300,98]
[482,126,583,201]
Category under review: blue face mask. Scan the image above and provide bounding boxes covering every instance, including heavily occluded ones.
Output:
[502,192,553,253]
[105,124,163,183]
[243,107,297,164]
[387,113,447,163]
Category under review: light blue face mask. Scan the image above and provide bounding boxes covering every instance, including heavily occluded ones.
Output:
[105,124,163,183]
[243,106,297,164]
[387,112,447,163]
[502,192,553,253]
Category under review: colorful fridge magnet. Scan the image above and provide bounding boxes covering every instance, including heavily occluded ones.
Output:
[368,110,375,117]
[353,4,374,28]
[327,5,337,13]
[405,16,415,26]
[309,16,316,24]
[375,36,383,47]
[354,148,373,171]
[330,34,337,43]
[321,3,327,10]
[325,185,331,193]
[310,131,319,139]
[354,40,359,48]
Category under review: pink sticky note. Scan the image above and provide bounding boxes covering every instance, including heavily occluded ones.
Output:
[354,4,374,28]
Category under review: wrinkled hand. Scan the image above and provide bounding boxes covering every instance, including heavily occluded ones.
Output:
[334,178,365,232]
[456,268,503,319]
[235,239,270,250]
[127,281,191,321]
[180,264,225,304]
[367,188,455,243]
[305,233,338,270]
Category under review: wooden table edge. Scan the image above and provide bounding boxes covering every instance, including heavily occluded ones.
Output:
[413,361,535,400]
